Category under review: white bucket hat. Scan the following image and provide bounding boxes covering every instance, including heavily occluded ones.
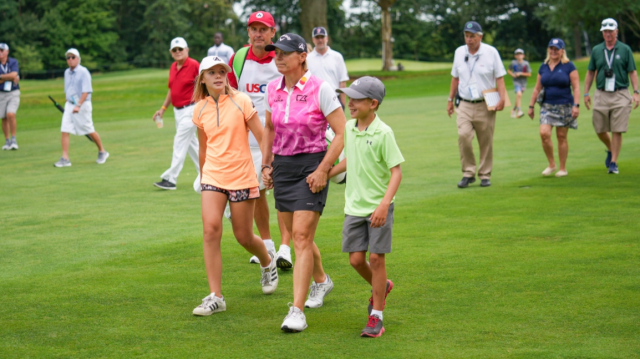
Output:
[600,18,618,31]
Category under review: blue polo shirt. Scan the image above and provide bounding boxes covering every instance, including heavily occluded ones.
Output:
[539,61,577,105]
[0,57,20,91]
[64,64,92,103]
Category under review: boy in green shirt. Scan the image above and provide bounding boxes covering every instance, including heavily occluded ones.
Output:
[330,76,404,338]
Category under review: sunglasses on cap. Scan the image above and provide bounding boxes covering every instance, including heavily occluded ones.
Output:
[66,56,76,60]
[602,21,616,27]
[171,47,184,53]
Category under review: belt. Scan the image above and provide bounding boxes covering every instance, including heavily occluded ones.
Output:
[460,98,485,104]
[596,87,627,91]
[175,103,195,110]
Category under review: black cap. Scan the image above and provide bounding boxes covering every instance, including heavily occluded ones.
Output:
[464,21,482,34]
[312,27,328,37]
[265,33,307,53]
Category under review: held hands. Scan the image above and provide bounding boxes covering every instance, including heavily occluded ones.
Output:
[584,94,592,110]
[447,101,455,117]
[306,168,328,193]
[262,167,274,190]
[369,202,390,228]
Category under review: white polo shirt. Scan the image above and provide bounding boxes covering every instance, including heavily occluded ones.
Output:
[451,43,506,100]
[306,47,349,90]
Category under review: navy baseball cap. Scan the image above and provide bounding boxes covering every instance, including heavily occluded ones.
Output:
[265,33,307,53]
[312,27,328,38]
[336,76,386,105]
[464,21,482,34]
[548,38,565,49]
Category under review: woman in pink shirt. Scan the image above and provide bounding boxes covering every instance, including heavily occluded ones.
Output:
[261,34,346,332]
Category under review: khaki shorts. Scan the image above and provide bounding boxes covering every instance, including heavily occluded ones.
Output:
[0,90,20,118]
[592,89,632,133]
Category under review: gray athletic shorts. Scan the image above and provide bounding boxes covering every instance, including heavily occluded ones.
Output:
[342,203,394,254]
[0,89,20,118]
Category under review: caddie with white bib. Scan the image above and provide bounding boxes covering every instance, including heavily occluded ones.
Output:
[447,21,507,188]
[583,18,640,175]
[227,11,293,270]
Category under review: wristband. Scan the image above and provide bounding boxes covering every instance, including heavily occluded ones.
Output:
[528,106,534,109]
[634,90,640,94]
[447,98,453,102]
[261,165,272,171]
[583,93,590,97]
[161,105,167,110]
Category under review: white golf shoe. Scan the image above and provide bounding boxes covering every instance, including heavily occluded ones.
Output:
[261,251,279,294]
[304,274,334,308]
[281,304,307,332]
[192,293,226,316]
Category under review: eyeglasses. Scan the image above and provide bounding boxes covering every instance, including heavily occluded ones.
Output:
[66,56,76,60]
[602,22,616,27]
[171,47,184,53]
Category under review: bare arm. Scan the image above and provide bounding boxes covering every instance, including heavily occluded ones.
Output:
[570,70,581,119]
[495,76,507,111]
[328,158,347,179]
[507,69,516,78]
[527,73,543,120]
[630,70,639,109]
[447,77,459,117]
[584,70,595,110]
[261,110,276,189]
[246,113,263,151]
[370,165,402,228]
[339,81,347,105]
[153,90,172,120]
[197,127,207,178]
[306,107,346,193]
[0,71,18,82]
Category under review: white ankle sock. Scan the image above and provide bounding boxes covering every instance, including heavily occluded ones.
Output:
[371,309,383,320]
[279,244,290,253]
[318,276,329,285]
[263,239,275,252]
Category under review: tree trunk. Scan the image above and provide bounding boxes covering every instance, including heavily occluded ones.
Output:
[378,0,397,71]
[573,25,582,59]
[299,0,328,44]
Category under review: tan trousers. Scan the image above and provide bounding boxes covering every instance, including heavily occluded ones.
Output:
[456,101,496,180]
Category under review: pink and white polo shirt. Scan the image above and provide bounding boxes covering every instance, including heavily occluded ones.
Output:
[264,71,341,156]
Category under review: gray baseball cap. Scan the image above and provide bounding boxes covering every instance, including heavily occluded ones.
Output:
[0,43,9,50]
[336,76,386,105]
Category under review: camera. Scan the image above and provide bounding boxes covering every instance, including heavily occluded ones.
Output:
[605,69,614,78]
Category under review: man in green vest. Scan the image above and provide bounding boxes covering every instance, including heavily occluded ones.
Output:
[584,18,639,174]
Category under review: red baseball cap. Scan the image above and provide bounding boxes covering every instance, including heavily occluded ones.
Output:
[248,11,275,27]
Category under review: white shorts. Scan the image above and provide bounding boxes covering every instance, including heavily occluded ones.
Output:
[251,146,265,190]
[61,101,95,135]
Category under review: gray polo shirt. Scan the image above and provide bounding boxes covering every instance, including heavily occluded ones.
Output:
[64,64,92,103]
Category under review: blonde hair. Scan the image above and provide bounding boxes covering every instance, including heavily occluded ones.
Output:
[544,48,570,64]
[192,69,237,102]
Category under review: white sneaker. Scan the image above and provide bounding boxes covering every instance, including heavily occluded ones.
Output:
[192,293,226,316]
[2,139,11,150]
[304,274,334,308]
[555,170,568,177]
[517,110,524,118]
[510,109,517,118]
[261,251,279,294]
[10,138,18,150]
[542,166,556,176]
[281,304,307,332]
[276,247,293,270]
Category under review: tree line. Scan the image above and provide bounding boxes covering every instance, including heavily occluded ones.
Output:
[2,0,640,76]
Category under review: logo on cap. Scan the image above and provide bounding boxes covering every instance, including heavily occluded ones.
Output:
[553,39,558,44]
[353,80,360,86]
[213,56,222,62]
[467,23,473,28]
[174,40,179,44]
[280,35,291,41]
[298,43,305,50]
[256,12,263,18]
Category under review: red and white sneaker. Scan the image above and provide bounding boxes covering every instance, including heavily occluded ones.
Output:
[361,314,384,338]
[368,279,394,315]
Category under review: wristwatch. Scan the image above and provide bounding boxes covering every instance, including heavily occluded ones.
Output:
[447,98,453,102]
[528,106,534,109]
[573,104,580,108]
[634,90,640,94]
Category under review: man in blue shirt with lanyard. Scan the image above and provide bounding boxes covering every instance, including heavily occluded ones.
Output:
[0,43,20,150]
[584,18,639,174]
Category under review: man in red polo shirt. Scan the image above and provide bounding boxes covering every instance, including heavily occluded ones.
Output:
[153,37,200,190]
[228,11,293,269]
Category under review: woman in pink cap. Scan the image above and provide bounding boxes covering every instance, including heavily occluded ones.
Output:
[261,33,346,332]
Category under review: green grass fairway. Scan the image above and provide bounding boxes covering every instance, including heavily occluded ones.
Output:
[345,58,451,72]
[1,68,639,358]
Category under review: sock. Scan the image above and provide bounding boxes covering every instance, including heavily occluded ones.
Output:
[318,276,330,285]
[371,309,383,320]
[11,136,15,140]
[263,239,275,252]
[211,292,224,300]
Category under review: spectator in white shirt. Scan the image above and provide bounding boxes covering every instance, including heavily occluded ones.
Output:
[307,27,349,107]
[207,32,235,64]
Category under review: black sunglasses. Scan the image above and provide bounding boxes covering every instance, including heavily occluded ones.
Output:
[66,56,76,60]
[602,22,616,27]
[171,47,184,53]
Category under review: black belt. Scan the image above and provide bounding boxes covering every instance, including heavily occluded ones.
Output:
[460,98,485,104]
[175,103,194,110]
[596,87,627,91]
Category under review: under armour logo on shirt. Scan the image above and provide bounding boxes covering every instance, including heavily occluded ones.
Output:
[367,140,373,145]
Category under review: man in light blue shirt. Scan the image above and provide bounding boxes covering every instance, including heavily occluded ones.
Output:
[207,32,234,64]
[54,48,109,167]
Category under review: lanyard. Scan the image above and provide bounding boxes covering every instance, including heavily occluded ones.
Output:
[0,62,8,74]
[604,48,615,70]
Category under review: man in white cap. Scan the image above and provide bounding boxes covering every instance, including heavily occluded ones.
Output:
[584,18,639,174]
[54,48,109,167]
[0,43,21,150]
[306,27,349,108]
[227,11,293,270]
[152,37,200,190]
[207,32,235,64]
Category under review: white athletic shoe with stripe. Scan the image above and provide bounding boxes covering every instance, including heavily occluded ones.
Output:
[192,293,226,316]
[261,251,279,294]
[281,303,308,332]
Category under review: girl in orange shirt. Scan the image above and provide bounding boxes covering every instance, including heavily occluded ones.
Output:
[191,56,278,317]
